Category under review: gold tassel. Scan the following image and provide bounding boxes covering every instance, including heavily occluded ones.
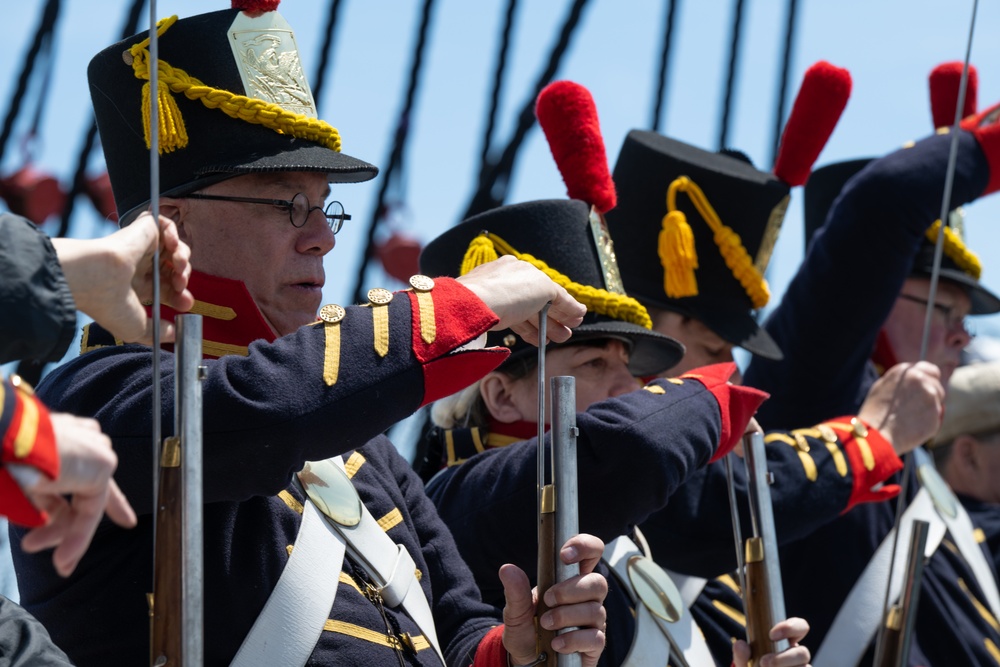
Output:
[658,210,699,298]
[460,235,499,276]
[141,79,188,154]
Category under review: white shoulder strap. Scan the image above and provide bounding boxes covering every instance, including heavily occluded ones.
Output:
[912,447,1000,620]
[604,536,715,667]
[230,498,346,667]
[231,456,445,667]
[813,487,946,667]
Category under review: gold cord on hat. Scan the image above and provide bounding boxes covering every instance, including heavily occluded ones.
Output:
[924,219,982,279]
[658,176,770,309]
[459,232,653,329]
[128,16,342,155]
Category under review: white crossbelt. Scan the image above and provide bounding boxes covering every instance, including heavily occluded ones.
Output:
[813,487,945,667]
[604,536,715,667]
[815,447,1000,667]
[230,456,444,667]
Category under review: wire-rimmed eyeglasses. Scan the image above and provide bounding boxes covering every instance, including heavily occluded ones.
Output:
[898,292,974,336]
[181,192,351,233]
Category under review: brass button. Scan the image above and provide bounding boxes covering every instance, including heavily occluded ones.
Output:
[319,304,346,323]
[851,417,869,438]
[817,424,838,443]
[408,275,435,292]
[502,333,517,347]
[367,288,394,306]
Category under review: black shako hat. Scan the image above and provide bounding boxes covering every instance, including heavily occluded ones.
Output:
[88,7,378,226]
[805,158,1000,315]
[606,130,787,360]
[420,199,685,377]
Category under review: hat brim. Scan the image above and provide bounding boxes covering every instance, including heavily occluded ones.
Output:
[913,266,1000,316]
[498,320,685,378]
[119,144,378,225]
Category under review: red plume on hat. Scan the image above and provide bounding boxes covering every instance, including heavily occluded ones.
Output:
[535,80,616,214]
[232,0,280,15]
[930,61,978,128]
[772,61,852,187]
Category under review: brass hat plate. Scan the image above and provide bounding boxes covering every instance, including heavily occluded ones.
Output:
[297,459,362,527]
[626,555,683,623]
[917,462,958,519]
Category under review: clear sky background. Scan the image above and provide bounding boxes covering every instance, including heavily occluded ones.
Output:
[4,0,1000,356]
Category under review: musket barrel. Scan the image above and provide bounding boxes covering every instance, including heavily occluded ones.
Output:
[551,376,581,667]
[875,519,930,667]
[535,305,557,662]
[177,315,204,666]
[743,431,788,653]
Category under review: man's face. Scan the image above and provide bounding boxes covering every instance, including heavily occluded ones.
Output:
[882,277,973,384]
[650,309,735,378]
[170,171,335,337]
[506,340,640,422]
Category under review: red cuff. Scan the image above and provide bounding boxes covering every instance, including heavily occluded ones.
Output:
[679,363,770,462]
[1,384,59,481]
[961,100,1000,195]
[409,277,500,363]
[825,417,903,513]
[472,624,507,667]
[420,348,510,407]
[0,468,45,528]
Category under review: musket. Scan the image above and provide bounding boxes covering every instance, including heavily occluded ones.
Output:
[874,3,979,663]
[725,432,788,666]
[149,314,205,667]
[533,306,582,666]
[143,3,204,662]
[873,520,930,667]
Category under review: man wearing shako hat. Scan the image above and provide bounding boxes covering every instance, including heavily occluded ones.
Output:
[417,80,826,667]
[12,2,611,665]
[602,63,943,601]
[740,62,1000,666]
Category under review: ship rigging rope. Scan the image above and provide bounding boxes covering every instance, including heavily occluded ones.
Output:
[351,0,439,305]
[461,0,593,220]
[768,0,800,168]
[650,0,680,132]
[0,0,60,165]
[312,0,345,115]
[478,0,520,176]
[717,0,746,151]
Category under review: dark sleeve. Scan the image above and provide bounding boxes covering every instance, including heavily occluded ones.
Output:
[0,213,76,364]
[384,443,502,666]
[0,595,73,666]
[37,278,505,515]
[427,377,725,605]
[642,418,902,577]
[744,132,990,429]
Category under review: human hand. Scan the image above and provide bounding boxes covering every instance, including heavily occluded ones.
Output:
[731,417,763,458]
[456,256,586,345]
[52,212,194,345]
[500,533,607,667]
[858,361,945,455]
[733,617,811,667]
[18,413,137,577]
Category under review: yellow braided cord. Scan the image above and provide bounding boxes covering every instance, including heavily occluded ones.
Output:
[925,220,982,280]
[460,233,652,329]
[659,180,699,298]
[669,176,770,309]
[129,16,341,154]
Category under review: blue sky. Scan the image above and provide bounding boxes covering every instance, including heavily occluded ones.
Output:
[5,0,1000,347]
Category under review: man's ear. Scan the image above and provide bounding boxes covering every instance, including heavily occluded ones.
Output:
[953,435,979,474]
[480,372,528,424]
[158,199,186,240]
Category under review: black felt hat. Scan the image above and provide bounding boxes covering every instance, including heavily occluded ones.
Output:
[606,130,787,360]
[88,7,378,226]
[420,199,685,377]
[805,158,1000,315]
